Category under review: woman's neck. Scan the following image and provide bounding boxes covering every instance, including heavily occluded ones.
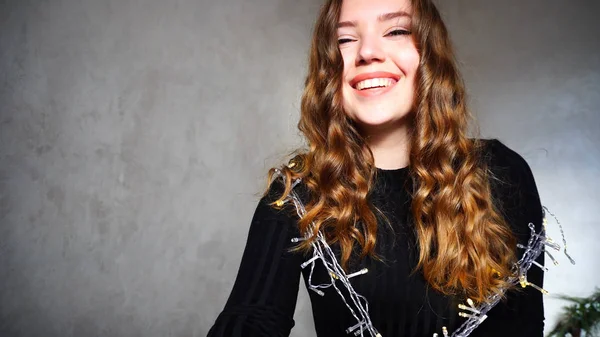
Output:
[361,121,411,170]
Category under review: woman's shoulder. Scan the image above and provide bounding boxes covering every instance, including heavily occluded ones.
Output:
[244,177,305,250]
[266,167,311,201]
[478,138,534,176]
[267,156,313,205]
[476,138,540,191]
[258,168,311,226]
[477,138,544,234]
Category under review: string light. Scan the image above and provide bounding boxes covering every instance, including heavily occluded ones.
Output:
[434,208,575,337]
[271,170,574,337]
[273,170,380,337]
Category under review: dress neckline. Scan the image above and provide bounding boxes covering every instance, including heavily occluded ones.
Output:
[374,166,410,191]
[376,165,409,177]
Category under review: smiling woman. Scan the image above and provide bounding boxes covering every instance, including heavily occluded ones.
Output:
[207,0,546,336]
[338,4,419,145]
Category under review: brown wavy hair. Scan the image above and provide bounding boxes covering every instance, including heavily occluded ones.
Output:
[268,0,516,303]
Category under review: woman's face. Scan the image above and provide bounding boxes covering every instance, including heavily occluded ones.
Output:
[338,0,419,131]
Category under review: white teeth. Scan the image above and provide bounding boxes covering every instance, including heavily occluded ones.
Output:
[355,78,395,90]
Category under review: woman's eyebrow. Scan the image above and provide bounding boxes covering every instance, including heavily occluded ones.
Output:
[378,10,411,22]
[337,11,411,28]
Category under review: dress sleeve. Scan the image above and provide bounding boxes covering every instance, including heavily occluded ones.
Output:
[207,182,304,337]
[477,139,545,337]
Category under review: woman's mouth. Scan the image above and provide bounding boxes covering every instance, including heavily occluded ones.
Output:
[355,78,397,91]
[352,77,398,97]
[349,72,401,98]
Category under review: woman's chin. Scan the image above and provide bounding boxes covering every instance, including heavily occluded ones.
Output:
[349,111,412,130]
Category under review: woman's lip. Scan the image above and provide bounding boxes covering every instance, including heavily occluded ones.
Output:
[349,71,401,88]
[353,80,397,98]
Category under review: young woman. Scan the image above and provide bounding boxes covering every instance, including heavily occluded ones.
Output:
[208,0,548,336]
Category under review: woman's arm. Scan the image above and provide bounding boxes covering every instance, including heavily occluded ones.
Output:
[477,139,545,337]
[207,182,304,337]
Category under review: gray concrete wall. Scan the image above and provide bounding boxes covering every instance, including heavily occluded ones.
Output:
[0,0,598,336]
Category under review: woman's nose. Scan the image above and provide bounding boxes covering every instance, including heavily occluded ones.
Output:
[356,35,385,66]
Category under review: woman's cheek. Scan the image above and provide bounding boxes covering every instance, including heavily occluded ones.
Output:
[395,49,420,77]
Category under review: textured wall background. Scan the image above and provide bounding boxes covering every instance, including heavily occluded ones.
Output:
[0,0,598,336]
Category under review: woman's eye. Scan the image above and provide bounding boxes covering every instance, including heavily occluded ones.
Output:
[338,38,355,45]
[386,29,411,37]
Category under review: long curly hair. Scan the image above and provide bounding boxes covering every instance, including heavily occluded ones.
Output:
[268,0,516,303]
